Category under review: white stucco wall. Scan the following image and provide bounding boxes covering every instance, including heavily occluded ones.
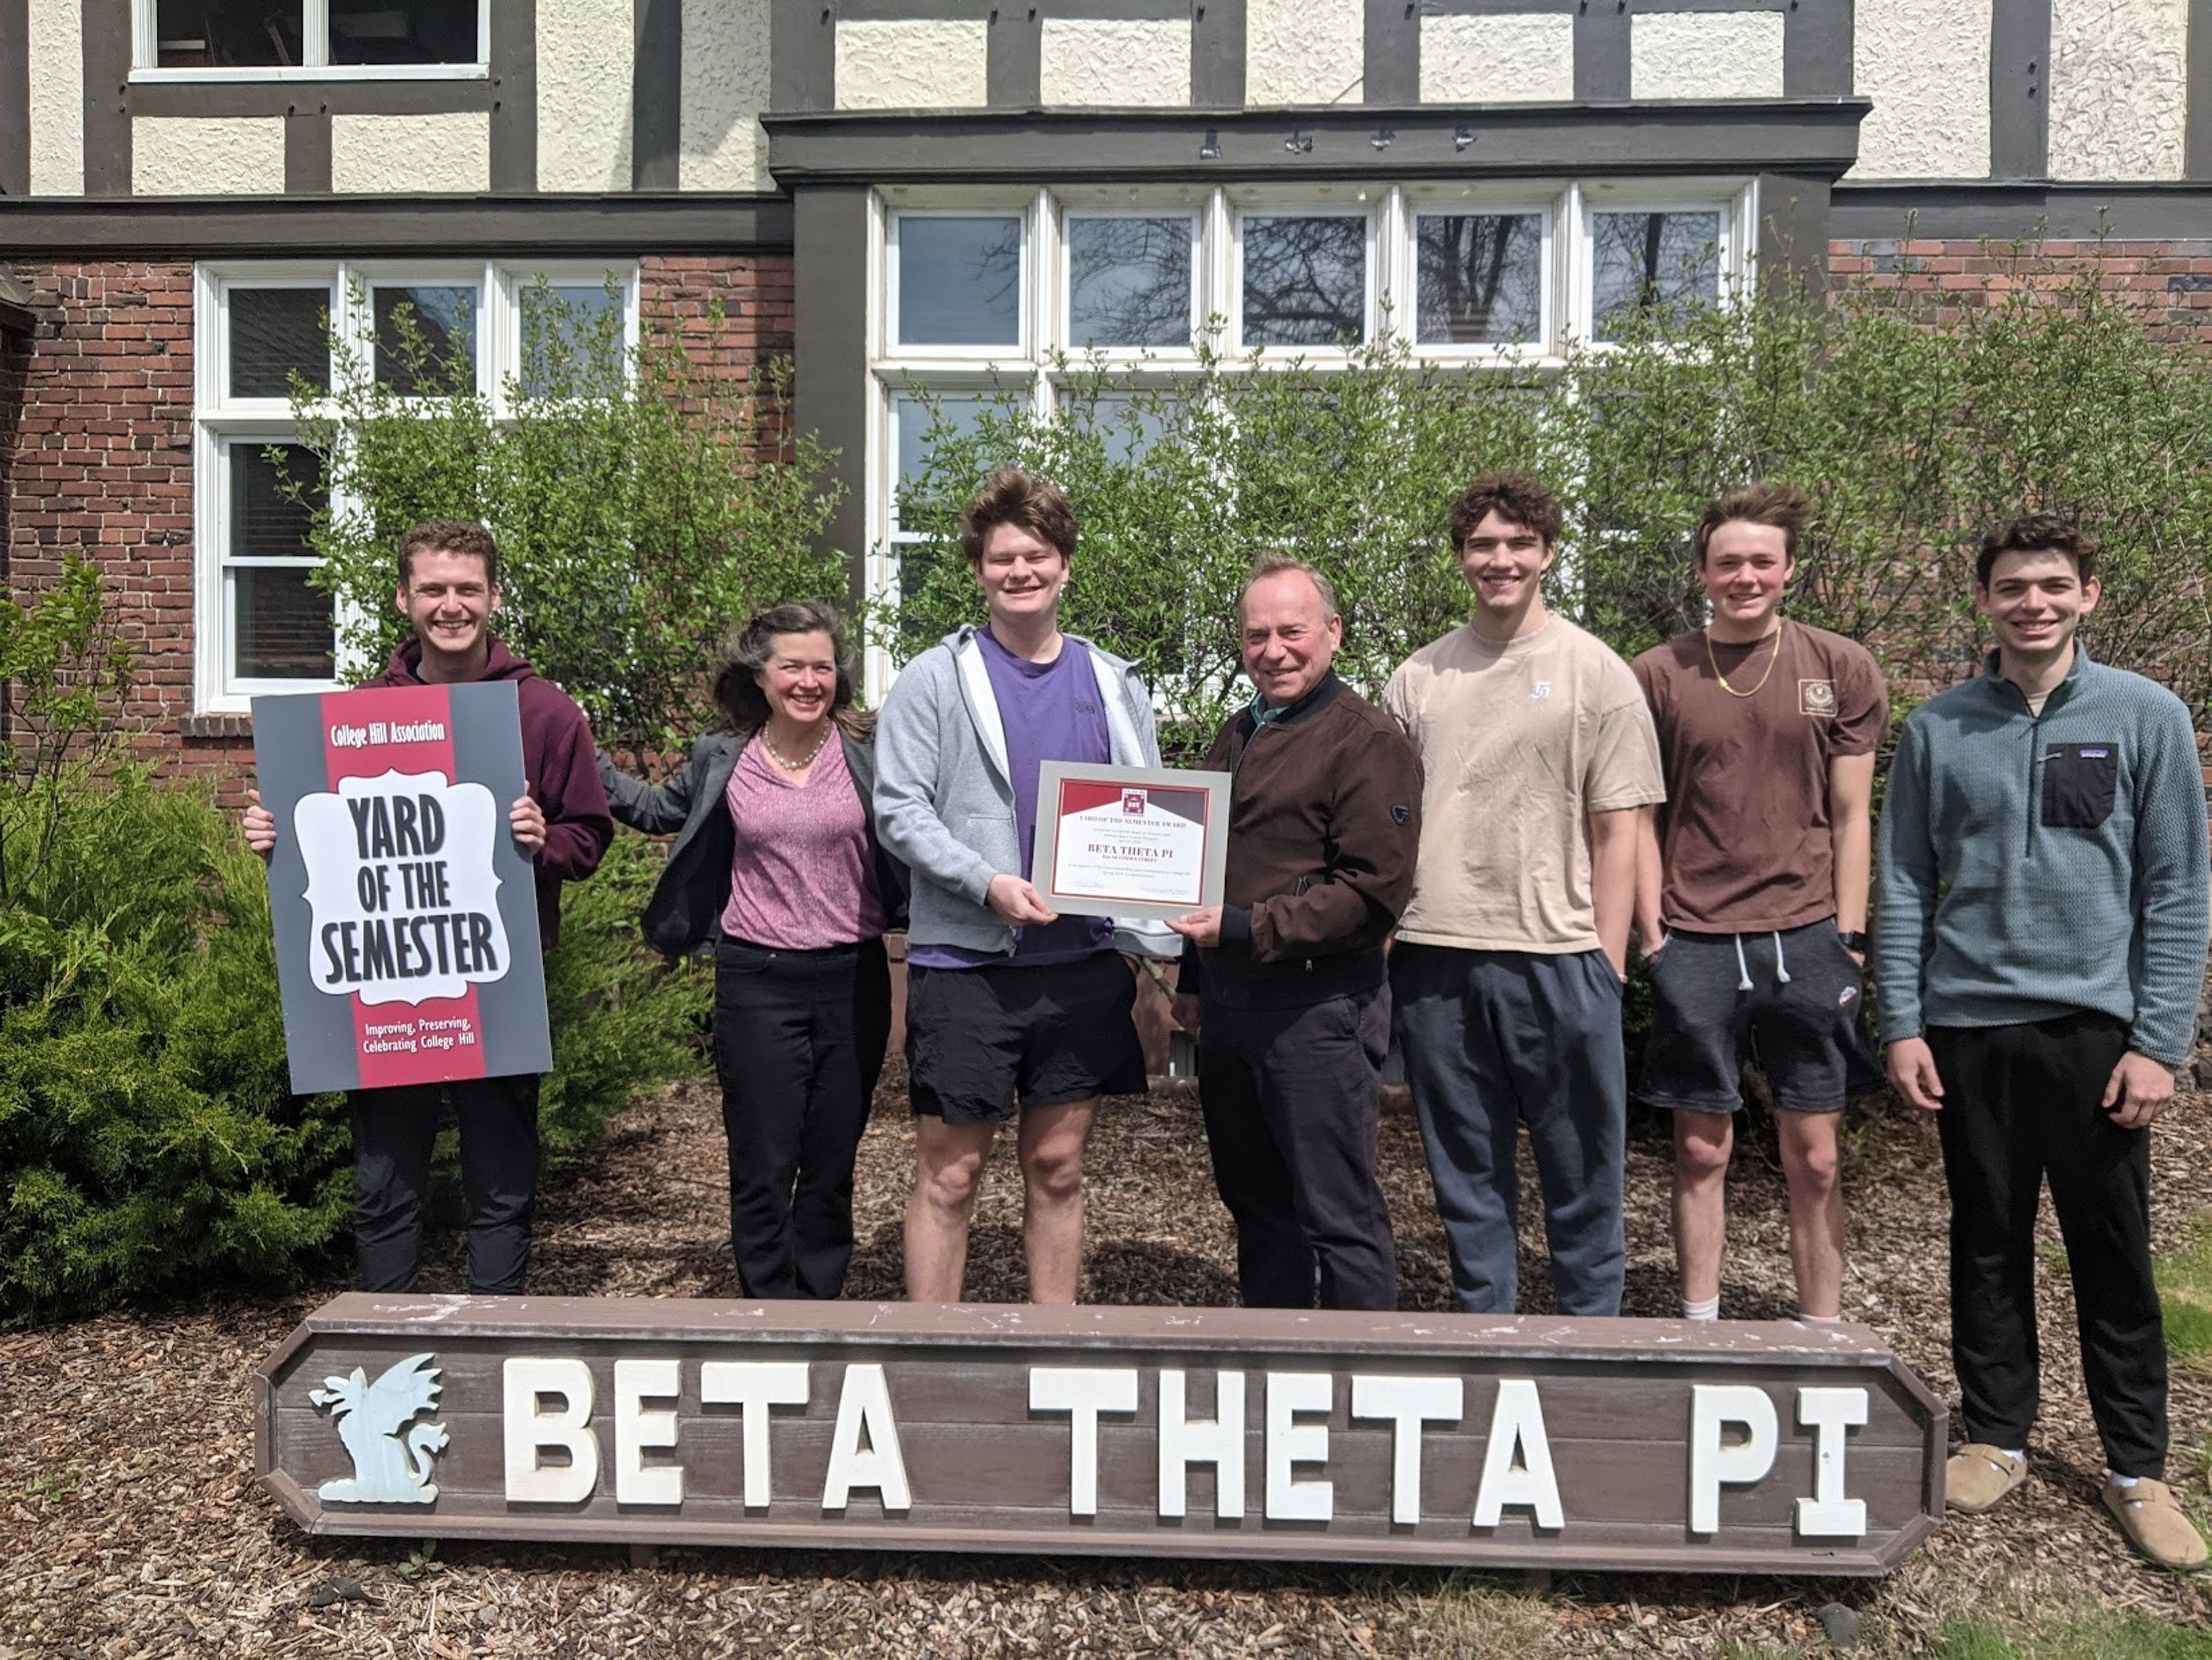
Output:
[681,0,771,191]
[1850,0,1991,178]
[834,20,988,111]
[1246,0,1363,106]
[27,0,84,196]
[1630,12,1784,100]
[330,113,492,195]
[1040,19,1192,107]
[2048,0,2188,180]
[536,0,635,192]
[1419,14,1574,104]
[131,118,286,195]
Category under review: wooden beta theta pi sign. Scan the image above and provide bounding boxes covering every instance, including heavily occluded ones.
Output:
[257,1297,1944,1575]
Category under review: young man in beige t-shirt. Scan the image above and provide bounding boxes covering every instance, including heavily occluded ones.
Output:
[1382,474,1665,1315]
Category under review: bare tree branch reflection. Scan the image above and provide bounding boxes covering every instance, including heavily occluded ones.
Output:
[1069,217,1194,348]
[1416,213,1543,344]
[1243,217,1367,347]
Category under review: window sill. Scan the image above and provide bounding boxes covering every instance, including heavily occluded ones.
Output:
[180,711,255,741]
[130,65,490,85]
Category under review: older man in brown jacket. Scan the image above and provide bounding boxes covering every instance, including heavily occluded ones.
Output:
[1169,555,1423,1310]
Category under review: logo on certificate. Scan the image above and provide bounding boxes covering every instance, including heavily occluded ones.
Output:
[1121,789,1148,814]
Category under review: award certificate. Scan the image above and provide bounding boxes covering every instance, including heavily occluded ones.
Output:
[1030,761,1232,923]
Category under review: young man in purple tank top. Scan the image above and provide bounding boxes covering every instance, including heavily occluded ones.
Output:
[875,470,1179,1303]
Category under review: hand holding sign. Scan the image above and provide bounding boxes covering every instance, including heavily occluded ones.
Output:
[509,789,546,856]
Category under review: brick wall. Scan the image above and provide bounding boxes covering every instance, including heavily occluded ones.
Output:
[1826,237,2212,340]
[0,253,796,805]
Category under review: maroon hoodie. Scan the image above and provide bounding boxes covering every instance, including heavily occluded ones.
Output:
[370,635,613,949]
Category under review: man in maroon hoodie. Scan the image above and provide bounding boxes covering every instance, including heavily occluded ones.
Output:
[245,518,612,1294]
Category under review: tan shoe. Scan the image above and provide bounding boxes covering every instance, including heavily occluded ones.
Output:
[1945,1444,2026,1513]
[2103,1479,2209,1570]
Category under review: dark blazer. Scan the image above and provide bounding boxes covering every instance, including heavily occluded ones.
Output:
[599,727,909,959]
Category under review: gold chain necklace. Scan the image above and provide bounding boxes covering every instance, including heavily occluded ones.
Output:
[760,724,831,771]
[1705,620,1785,698]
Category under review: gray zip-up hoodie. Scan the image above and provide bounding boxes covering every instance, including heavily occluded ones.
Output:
[1874,645,2210,1064]
[873,624,1181,960]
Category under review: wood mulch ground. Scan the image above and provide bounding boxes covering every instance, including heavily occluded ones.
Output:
[6,1069,2211,1658]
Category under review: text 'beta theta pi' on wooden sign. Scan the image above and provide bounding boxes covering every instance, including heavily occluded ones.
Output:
[255,1295,1946,1576]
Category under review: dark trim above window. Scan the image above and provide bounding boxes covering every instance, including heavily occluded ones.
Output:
[126,78,498,120]
[0,194,795,257]
[1831,180,2212,242]
[764,101,1872,186]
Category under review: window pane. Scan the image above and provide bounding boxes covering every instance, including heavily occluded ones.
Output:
[892,393,991,532]
[1060,391,1171,466]
[1590,210,1721,342]
[1241,217,1367,348]
[230,442,320,559]
[519,283,626,397]
[156,0,304,68]
[1416,213,1543,346]
[373,285,478,395]
[1067,217,1192,350]
[896,217,1022,348]
[229,288,330,399]
[329,0,482,65]
[233,567,335,680]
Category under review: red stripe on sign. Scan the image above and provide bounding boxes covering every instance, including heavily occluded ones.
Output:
[1058,779,1142,816]
[320,685,485,1088]
[353,986,488,1088]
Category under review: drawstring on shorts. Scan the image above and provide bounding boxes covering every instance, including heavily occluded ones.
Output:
[1733,931,1793,992]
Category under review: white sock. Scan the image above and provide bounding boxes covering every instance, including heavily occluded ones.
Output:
[1681,1295,1719,1322]
[1799,1311,1843,1324]
[2001,1448,2025,1465]
[2110,1470,2141,1489]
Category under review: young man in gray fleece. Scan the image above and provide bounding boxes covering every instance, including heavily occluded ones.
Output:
[1877,514,2210,1570]
[874,468,1178,1306]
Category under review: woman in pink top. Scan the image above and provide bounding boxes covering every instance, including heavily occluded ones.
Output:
[600,602,905,1298]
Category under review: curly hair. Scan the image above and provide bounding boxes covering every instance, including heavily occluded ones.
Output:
[398,518,501,589]
[959,468,1079,565]
[709,601,870,737]
[1448,473,1563,550]
[1694,482,1812,564]
[1976,514,2096,587]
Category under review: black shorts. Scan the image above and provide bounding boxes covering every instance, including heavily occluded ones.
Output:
[906,952,1147,1125]
[1638,921,1869,1115]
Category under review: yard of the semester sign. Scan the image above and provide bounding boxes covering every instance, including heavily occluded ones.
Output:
[257,1298,1945,1575]
[252,683,550,1095]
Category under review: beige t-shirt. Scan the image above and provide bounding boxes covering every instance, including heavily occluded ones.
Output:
[1382,614,1665,953]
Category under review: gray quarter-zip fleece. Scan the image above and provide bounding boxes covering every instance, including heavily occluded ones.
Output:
[1874,645,2209,1064]
[873,624,1181,960]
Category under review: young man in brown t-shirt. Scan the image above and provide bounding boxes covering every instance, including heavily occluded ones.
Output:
[1631,483,1887,1325]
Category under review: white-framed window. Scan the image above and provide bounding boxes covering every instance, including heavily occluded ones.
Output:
[864,178,1753,693]
[132,0,491,79]
[191,259,639,711]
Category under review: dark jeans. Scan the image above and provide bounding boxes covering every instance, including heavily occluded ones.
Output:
[714,935,892,1299]
[1391,943,1628,1316]
[1930,1012,2167,1477]
[1198,988,1397,1311]
[351,1074,541,1295]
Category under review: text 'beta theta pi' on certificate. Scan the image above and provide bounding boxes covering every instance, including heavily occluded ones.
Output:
[1032,762,1232,923]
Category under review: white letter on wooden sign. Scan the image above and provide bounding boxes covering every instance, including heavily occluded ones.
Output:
[699,1360,810,1510]
[1264,1372,1334,1522]
[1472,1378,1563,1529]
[1157,1369,1246,1520]
[1351,1374,1463,1525]
[1029,1366,1139,1517]
[1690,1384,1779,1534]
[503,1358,599,1504]
[821,1362,911,1514]
[613,1359,683,1507]
[1796,1386,1869,1537]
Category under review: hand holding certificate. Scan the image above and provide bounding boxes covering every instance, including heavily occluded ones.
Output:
[1029,761,1232,924]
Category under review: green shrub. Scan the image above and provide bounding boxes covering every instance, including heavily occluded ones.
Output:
[0,776,706,1328]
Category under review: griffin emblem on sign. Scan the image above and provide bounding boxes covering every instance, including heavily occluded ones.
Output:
[309,1352,449,1504]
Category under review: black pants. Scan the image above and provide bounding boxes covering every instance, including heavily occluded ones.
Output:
[351,1074,541,1295]
[1198,988,1397,1311]
[714,935,892,1299]
[1930,1013,2167,1477]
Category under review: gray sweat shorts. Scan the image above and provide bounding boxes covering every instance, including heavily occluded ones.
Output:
[1637,920,1868,1115]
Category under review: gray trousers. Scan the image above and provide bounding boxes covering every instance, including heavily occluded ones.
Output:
[1391,944,1627,1315]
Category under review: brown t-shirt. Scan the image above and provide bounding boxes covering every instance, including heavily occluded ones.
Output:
[1632,621,1887,933]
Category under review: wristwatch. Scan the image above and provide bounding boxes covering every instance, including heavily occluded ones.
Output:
[1836,930,1869,953]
